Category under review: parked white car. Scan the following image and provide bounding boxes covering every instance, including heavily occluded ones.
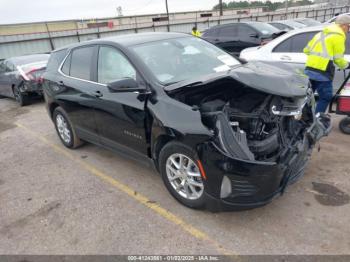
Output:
[240,25,350,91]
[327,13,350,23]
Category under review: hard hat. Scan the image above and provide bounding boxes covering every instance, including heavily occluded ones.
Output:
[335,14,350,25]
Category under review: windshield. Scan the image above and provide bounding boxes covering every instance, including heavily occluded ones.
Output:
[249,22,280,35]
[131,37,240,85]
[297,19,321,26]
[283,20,307,29]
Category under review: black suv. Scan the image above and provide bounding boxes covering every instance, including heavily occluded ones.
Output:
[43,32,330,211]
[202,22,284,55]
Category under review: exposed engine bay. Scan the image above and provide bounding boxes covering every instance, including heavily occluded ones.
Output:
[167,77,326,163]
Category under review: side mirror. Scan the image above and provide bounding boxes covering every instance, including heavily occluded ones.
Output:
[107,78,145,93]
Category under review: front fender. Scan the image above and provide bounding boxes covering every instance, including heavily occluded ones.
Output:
[147,94,213,161]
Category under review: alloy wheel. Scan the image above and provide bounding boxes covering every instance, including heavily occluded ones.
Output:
[13,86,21,102]
[56,114,71,144]
[165,153,204,200]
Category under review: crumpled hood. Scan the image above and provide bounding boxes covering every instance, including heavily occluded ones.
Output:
[165,61,309,98]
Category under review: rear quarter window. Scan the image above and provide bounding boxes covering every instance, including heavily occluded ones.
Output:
[46,49,67,72]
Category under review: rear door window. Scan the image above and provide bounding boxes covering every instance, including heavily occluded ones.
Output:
[218,25,237,37]
[69,46,95,80]
[273,31,318,53]
[289,32,315,52]
[97,46,136,84]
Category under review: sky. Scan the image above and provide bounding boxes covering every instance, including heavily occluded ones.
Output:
[0,0,219,24]
[0,0,283,25]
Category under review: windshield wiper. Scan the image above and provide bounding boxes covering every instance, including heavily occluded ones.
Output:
[164,81,179,86]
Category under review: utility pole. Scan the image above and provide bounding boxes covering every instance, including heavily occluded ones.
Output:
[285,0,289,18]
[165,0,170,32]
[219,0,223,16]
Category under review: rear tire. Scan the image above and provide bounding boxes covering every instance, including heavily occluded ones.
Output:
[13,85,28,106]
[159,141,206,209]
[339,117,350,135]
[53,107,83,149]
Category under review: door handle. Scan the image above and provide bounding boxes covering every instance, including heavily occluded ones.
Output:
[58,81,64,86]
[280,55,291,61]
[89,90,103,98]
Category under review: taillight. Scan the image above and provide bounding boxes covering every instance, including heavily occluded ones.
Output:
[21,68,44,82]
[38,76,44,84]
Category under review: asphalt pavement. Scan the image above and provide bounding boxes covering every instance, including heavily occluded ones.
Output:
[0,98,349,255]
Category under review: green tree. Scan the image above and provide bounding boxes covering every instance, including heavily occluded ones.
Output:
[213,0,313,12]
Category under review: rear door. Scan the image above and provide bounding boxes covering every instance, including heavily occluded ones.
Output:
[92,45,149,156]
[271,31,317,66]
[55,45,100,142]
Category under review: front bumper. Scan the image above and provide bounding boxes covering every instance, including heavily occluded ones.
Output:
[198,114,331,212]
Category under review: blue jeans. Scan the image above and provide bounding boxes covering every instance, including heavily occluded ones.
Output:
[309,79,333,113]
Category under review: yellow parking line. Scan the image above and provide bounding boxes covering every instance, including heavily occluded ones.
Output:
[16,123,238,256]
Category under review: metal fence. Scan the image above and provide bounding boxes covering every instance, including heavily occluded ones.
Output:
[0,5,349,59]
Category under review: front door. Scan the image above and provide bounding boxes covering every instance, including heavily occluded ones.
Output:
[216,25,240,55]
[92,45,149,156]
[237,24,260,53]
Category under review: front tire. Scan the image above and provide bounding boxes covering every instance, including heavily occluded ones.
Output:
[13,85,28,106]
[339,117,350,134]
[53,107,83,149]
[159,141,206,209]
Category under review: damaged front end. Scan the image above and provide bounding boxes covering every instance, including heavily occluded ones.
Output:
[166,67,331,210]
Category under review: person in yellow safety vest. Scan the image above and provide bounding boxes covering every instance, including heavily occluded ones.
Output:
[303,14,350,113]
[191,26,201,37]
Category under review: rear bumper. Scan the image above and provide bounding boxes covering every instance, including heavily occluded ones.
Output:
[20,81,43,95]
